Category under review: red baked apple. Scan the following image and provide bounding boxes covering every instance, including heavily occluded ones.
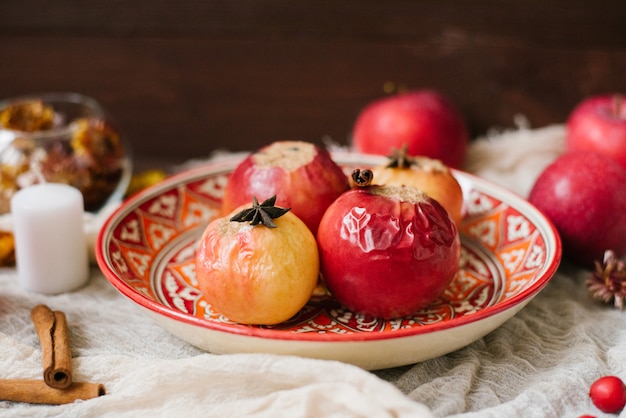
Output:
[317,170,461,319]
[528,151,626,267]
[370,146,464,225]
[351,90,469,168]
[196,196,320,325]
[221,141,350,235]
[566,94,626,170]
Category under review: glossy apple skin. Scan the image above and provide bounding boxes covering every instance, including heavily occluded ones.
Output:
[352,90,469,168]
[222,141,349,235]
[371,157,464,225]
[528,151,626,267]
[195,208,319,325]
[316,186,461,319]
[566,94,626,170]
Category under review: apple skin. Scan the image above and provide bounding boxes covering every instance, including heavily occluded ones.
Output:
[221,141,350,235]
[351,90,469,168]
[371,156,464,225]
[316,185,460,319]
[566,94,626,170]
[528,151,626,267]
[195,205,319,325]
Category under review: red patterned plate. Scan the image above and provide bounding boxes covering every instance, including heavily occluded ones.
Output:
[96,152,561,370]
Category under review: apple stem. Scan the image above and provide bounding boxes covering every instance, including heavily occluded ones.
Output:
[385,144,414,169]
[351,169,373,187]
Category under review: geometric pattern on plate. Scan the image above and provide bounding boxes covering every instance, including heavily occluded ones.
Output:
[104,162,548,335]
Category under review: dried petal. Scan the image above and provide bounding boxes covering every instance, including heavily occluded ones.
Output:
[586,250,626,310]
[0,100,55,132]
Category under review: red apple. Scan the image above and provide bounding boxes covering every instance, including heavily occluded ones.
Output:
[566,94,626,170]
[222,141,350,235]
[370,147,464,225]
[316,177,461,319]
[528,151,626,267]
[351,90,469,168]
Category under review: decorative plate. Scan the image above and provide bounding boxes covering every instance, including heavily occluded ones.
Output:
[96,152,561,370]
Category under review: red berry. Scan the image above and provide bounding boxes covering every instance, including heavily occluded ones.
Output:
[589,375,626,413]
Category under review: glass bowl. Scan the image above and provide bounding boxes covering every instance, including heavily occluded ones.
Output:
[0,92,132,214]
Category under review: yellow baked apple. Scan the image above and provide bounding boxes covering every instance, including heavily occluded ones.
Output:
[195,196,319,325]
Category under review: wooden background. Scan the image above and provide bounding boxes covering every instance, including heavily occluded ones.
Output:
[2,1,626,169]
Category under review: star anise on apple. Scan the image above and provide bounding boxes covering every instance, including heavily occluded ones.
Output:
[586,249,626,310]
[230,195,290,228]
[385,144,413,169]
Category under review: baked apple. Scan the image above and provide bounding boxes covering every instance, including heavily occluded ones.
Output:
[370,145,464,225]
[195,196,319,325]
[221,140,350,235]
[317,170,461,319]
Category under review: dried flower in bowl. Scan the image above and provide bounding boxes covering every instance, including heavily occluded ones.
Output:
[0,93,131,213]
[0,100,55,132]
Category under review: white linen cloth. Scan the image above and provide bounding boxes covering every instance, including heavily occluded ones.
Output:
[1,123,625,417]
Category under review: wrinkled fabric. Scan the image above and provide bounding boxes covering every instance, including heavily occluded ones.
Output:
[1,123,623,417]
[0,270,432,418]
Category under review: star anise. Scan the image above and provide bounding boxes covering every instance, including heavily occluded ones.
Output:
[385,144,413,169]
[230,195,290,228]
[586,250,626,310]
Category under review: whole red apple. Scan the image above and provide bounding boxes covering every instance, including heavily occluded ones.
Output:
[528,151,626,267]
[351,90,469,168]
[316,178,460,319]
[222,141,350,235]
[566,94,626,170]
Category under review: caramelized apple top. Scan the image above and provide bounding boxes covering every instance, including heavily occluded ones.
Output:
[252,141,315,170]
[370,184,430,203]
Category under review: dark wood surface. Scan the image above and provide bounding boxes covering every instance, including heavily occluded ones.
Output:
[2,1,626,169]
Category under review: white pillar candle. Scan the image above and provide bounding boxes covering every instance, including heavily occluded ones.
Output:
[11,183,89,294]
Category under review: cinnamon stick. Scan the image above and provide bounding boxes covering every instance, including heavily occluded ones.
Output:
[30,305,72,389]
[0,380,105,404]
